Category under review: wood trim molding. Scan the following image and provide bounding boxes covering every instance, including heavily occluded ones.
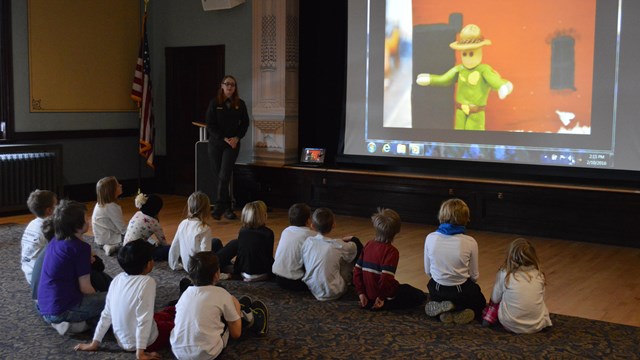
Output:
[9,128,138,141]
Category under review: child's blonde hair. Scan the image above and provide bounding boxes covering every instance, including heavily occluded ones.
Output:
[501,238,545,287]
[438,198,470,225]
[241,200,268,229]
[372,207,401,243]
[96,176,119,206]
[187,191,210,227]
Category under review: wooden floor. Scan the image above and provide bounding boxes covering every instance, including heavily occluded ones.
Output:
[3,194,639,327]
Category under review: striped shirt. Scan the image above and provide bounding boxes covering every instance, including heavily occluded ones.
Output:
[353,241,400,301]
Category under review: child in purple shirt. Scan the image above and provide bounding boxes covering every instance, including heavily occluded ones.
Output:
[38,200,107,334]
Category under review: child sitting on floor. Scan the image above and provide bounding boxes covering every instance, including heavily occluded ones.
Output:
[302,207,362,301]
[91,176,127,256]
[424,198,486,324]
[74,239,175,357]
[170,252,269,359]
[233,200,275,282]
[482,238,552,333]
[38,200,107,335]
[124,192,171,261]
[272,203,316,290]
[354,208,426,310]
[20,189,57,288]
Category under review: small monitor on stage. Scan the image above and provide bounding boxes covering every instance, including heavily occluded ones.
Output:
[300,147,326,167]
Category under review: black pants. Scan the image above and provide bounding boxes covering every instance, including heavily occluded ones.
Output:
[427,278,486,321]
[211,238,239,271]
[364,284,427,311]
[275,275,308,291]
[350,236,364,263]
[207,141,240,212]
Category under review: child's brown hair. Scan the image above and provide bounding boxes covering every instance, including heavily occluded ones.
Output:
[26,189,57,218]
[96,176,120,206]
[311,207,334,235]
[372,207,401,244]
[501,238,545,287]
[288,203,311,227]
[187,191,211,228]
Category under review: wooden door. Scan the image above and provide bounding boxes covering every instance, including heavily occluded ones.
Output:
[165,45,224,195]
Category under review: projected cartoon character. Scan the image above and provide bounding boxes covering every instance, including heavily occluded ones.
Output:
[416,24,513,130]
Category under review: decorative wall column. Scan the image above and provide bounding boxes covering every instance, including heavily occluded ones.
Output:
[251,0,299,165]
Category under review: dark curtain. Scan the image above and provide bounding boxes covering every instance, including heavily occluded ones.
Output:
[0,0,14,140]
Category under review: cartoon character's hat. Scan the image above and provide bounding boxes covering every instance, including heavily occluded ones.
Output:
[450,24,492,50]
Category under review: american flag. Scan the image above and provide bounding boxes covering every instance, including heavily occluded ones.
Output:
[131,14,154,168]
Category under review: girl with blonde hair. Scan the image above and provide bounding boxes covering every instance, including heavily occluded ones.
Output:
[168,191,215,272]
[233,200,274,282]
[169,191,237,274]
[91,176,126,256]
[482,238,552,333]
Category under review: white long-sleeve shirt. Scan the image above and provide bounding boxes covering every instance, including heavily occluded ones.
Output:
[272,225,316,280]
[424,231,479,286]
[301,234,358,301]
[91,202,127,246]
[20,217,47,284]
[168,219,212,272]
[491,267,552,334]
[92,272,159,351]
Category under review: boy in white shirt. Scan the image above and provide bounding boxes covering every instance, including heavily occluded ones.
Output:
[272,203,316,290]
[301,207,362,301]
[74,239,175,358]
[20,189,57,288]
[423,198,486,324]
[170,252,269,360]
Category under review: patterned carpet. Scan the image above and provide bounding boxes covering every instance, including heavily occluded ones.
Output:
[1,223,639,359]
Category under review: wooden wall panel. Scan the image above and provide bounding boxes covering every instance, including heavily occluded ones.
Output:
[28,0,139,112]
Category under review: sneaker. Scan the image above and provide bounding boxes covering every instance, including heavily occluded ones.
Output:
[425,300,455,317]
[223,209,237,220]
[219,273,231,280]
[238,295,253,313]
[249,300,269,336]
[51,321,70,335]
[68,321,89,334]
[440,309,475,324]
[103,244,119,256]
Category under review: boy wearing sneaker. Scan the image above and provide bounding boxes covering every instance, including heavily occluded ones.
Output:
[171,252,268,360]
[74,240,175,357]
[423,199,486,324]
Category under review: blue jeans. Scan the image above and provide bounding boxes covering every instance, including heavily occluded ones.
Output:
[41,292,106,324]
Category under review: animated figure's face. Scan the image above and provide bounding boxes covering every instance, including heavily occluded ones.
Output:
[460,47,483,69]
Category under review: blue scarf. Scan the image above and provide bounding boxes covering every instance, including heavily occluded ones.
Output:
[436,223,466,235]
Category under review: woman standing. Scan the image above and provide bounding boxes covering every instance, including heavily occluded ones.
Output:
[206,75,250,220]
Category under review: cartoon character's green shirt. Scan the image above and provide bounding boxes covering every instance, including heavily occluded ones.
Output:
[429,64,508,106]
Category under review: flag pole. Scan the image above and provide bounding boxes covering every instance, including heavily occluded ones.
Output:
[137,0,148,194]
[133,0,154,194]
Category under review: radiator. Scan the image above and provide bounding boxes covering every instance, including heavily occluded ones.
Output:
[0,148,62,213]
